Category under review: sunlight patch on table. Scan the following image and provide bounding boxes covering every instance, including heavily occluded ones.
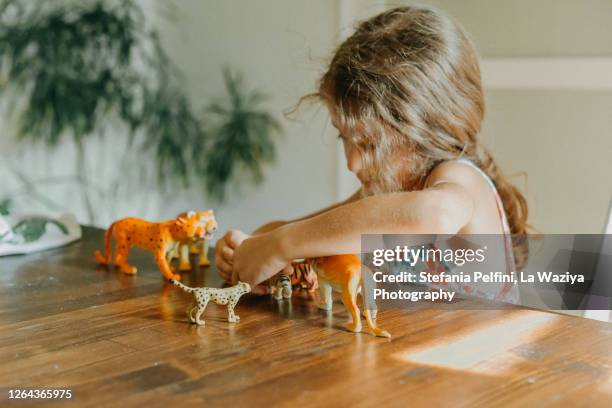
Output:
[394,312,560,375]
[598,374,612,395]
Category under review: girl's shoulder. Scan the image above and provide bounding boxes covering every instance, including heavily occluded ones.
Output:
[425,160,505,235]
[425,160,488,192]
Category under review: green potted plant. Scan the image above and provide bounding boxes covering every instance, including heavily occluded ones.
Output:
[0,0,281,224]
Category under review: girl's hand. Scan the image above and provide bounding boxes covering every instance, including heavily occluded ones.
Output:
[215,229,249,283]
[214,229,272,295]
[232,230,291,287]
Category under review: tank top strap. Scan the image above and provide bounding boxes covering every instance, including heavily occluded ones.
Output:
[436,159,518,292]
[452,159,511,230]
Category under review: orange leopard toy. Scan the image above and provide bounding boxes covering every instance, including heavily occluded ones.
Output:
[311,255,390,338]
[94,211,205,280]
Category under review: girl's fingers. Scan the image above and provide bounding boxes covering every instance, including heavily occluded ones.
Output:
[217,257,232,274]
[227,230,248,249]
[282,264,294,275]
[221,246,234,263]
[215,255,233,278]
[251,283,271,296]
[218,268,232,283]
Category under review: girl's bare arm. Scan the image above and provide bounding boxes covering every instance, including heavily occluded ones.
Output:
[277,184,472,258]
[232,183,474,286]
[216,189,362,284]
[252,189,362,234]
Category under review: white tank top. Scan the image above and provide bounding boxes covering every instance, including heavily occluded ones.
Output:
[429,158,520,304]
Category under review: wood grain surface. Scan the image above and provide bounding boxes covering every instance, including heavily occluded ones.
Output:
[0,227,610,407]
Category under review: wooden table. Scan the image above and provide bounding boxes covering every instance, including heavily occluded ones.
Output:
[0,227,610,407]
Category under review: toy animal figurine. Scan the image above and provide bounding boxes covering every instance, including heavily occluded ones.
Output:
[269,272,292,301]
[290,261,319,293]
[309,255,391,338]
[94,211,205,280]
[268,261,318,301]
[167,210,217,271]
[170,279,251,325]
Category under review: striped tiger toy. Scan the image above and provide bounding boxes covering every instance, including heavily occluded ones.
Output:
[290,260,318,292]
[268,260,319,300]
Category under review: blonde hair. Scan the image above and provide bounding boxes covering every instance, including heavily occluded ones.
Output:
[306,6,529,267]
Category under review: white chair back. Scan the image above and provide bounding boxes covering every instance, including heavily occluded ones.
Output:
[584,197,612,322]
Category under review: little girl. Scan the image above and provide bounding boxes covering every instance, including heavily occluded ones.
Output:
[215,6,528,301]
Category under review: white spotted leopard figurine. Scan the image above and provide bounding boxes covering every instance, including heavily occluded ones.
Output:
[170,279,251,325]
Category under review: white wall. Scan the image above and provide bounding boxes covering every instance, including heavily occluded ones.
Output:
[151,0,341,235]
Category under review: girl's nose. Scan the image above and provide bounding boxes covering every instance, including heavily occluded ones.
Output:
[345,145,363,173]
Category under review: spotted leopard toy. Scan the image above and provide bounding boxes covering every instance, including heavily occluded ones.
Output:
[169,279,251,325]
